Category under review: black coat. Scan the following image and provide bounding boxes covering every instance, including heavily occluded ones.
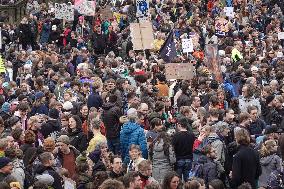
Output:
[92,32,107,54]
[101,102,122,139]
[35,165,63,189]
[87,92,103,110]
[231,145,262,189]
[68,129,88,153]
[41,119,61,138]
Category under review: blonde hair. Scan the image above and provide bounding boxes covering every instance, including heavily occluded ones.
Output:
[235,128,250,146]
[260,139,277,157]
[28,116,39,129]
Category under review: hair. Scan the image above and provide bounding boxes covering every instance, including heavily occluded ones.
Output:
[145,182,161,189]
[39,152,53,164]
[0,182,10,189]
[184,180,201,189]
[27,116,39,129]
[93,171,109,189]
[149,131,171,160]
[68,115,82,130]
[247,105,258,114]
[260,139,277,157]
[24,130,36,144]
[90,118,101,130]
[11,127,23,141]
[123,171,140,188]
[150,118,162,129]
[239,112,251,123]
[209,108,219,118]
[209,95,219,106]
[154,101,165,112]
[129,144,141,152]
[235,128,250,146]
[201,144,213,155]
[109,154,121,164]
[0,117,4,128]
[100,179,125,189]
[4,146,17,159]
[17,102,30,111]
[162,171,180,189]
[237,182,252,189]
[208,179,225,189]
[180,106,191,116]
[138,160,152,172]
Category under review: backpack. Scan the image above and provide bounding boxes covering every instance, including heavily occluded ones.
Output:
[188,161,204,179]
[24,164,36,188]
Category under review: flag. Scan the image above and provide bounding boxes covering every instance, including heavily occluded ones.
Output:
[160,31,177,63]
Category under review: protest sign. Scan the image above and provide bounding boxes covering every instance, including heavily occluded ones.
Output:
[136,0,149,21]
[182,38,193,53]
[74,0,96,16]
[130,21,154,50]
[278,32,284,40]
[55,2,74,21]
[204,44,222,82]
[165,63,196,80]
[100,5,113,20]
[224,7,234,18]
[0,27,2,50]
[0,55,6,73]
[215,17,230,36]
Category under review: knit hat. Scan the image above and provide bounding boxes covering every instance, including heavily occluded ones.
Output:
[57,135,70,145]
[35,91,45,100]
[48,108,60,119]
[266,95,275,105]
[1,102,10,113]
[35,174,54,186]
[0,157,11,169]
[62,101,73,111]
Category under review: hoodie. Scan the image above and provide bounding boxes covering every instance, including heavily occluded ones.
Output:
[259,154,282,188]
[101,102,122,139]
[41,119,61,138]
[120,121,148,163]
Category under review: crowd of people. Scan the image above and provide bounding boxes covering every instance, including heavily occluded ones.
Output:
[0,0,284,189]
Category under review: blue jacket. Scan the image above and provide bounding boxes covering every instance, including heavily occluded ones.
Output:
[120,121,148,164]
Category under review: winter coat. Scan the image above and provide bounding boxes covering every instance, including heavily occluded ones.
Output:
[249,119,266,137]
[101,102,122,139]
[120,121,148,163]
[18,23,32,45]
[238,96,261,114]
[231,145,262,189]
[87,92,103,109]
[207,133,226,166]
[35,165,63,189]
[11,158,25,188]
[40,22,51,44]
[197,155,220,185]
[40,119,61,138]
[151,139,176,183]
[30,104,49,116]
[68,129,88,153]
[92,32,107,54]
[259,154,282,188]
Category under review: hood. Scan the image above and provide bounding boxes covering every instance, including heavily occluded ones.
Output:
[122,121,141,134]
[46,119,60,128]
[260,154,277,166]
[102,102,115,110]
[35,164,48,174]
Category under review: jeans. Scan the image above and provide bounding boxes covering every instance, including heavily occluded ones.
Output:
[175,159,192,181]
[107,137,120,155]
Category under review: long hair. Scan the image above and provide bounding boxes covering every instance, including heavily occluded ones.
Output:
[278,134,284,159]
[260,139,277,157]
[162,171,180,189]
[149,131,171,160]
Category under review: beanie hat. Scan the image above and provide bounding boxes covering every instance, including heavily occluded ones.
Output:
[0,157,11,169]
[35,91,45,100]
[48,108,60,119]
[35,174,54,186]
[1,102,10,113]
[62,101,73,111]
[57,135,70,145]
[266,95,275,105]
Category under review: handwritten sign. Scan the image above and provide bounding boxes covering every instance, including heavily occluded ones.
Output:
[100,5,113,20]
[215,17,230,36]
[136,0,149,21]
[55,2,74,21]
[182,38,193,53]
[165,63,195,80]
[224,7,234,18]
[130,21,154,50]
[75,0,96,16]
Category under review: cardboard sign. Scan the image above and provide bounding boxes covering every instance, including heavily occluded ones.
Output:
[75,0,96,16]
[55,2,74,21]
[100,5,113,20]
[224,7,234,18]
[182,38,193,53]
[130,21,154,50]
[204,44,222,82]
[215,17,230,36]
[136,0,149,21]
[165,63,195,80]
[278,32,284,40]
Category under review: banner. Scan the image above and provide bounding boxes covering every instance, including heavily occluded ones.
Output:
[55,2,74,21]
[136,0,149,21]
[0,55,6,73]
[165,63,195,80]
[224,7,234,18]
[0,27,2,50]
[130,21,154,50]
[204,44,222,82]
[74,0,96,16]
[160,31,177,63]
[182,38,193,53]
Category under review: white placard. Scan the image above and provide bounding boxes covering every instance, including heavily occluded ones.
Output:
[136,0,149,20]
[55,2,74,21]
[278,32,284,40]
[182,38,193,53]
[224,7,234,18]
[75,0,96,16]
